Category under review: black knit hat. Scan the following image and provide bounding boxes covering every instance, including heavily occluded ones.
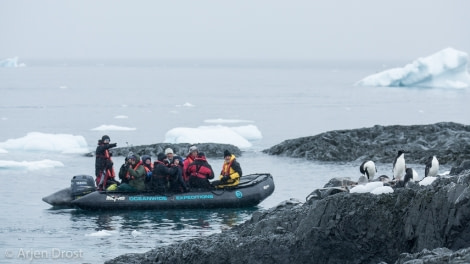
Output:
[157,153,166,161]
[224,150,231,157]
[102,135,110,141]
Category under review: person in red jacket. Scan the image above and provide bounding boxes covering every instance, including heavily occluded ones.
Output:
[182,145,198,182]
[186,152,214,190]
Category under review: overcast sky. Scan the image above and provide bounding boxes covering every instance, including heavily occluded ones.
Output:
[1,0,469,61]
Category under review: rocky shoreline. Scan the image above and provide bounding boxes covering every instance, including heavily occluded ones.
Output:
[105,122,470,264]
[86,143,241,159]
[263,122,470,166]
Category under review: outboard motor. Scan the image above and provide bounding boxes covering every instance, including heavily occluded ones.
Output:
[71,175,96,200]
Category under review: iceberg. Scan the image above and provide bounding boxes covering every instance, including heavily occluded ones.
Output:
[0,132,89,153]
[0,159,64,170]
[164,125,263,148]
[91,124,136,131]
[0,57,25,67]
[356,47,470,89]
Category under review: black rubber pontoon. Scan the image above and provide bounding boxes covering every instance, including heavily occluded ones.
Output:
[44,173,275,210]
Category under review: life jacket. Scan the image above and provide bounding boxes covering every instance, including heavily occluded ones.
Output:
[95,143,115,177]
[96,143,112,163]
[143,163,153,174]
[182,155,196,181]
[97,148,111,160]
[188,157,213,179]
[221,157,235,177]
[126,161,142,180]
[218,155,240,187]
[95,143,116,190]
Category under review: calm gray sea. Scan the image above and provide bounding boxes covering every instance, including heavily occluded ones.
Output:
[0,59,467,263]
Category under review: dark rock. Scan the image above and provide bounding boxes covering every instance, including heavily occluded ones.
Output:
[85,143,241,159]
[450,160,470,175]
[105,169,470,264]
[323,177,356,187]
[262,122,470,166]
[395,247,470,264]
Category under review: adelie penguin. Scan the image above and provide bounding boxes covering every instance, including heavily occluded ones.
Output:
[392,150,407,181]
[425,155,439,177]
[404,168,419,183]
[396,168,418,188]
[360,160,377,182]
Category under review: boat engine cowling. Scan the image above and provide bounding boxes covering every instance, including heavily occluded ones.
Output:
[71,175,96,200]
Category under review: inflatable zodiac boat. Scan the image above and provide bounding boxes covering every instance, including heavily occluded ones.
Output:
[43,173,275,210]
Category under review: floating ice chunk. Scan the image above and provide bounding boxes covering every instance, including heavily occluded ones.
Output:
[0,132,88,153]
[356,47,470,89]
[85,230,116,237]
[0,159,64,170]
[131,230,142,238]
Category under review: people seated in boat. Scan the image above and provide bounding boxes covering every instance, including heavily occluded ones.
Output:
[183,145,198,182]
[213,150,242,188]
[141,155,153,187]
[164,148,184,166]
[164,148,187,192]
[117,154,146,192]
[118,155,131,184]
[151,153,185,193]
[167,154,189,193]
[95,135,118,190]
[186,152,215,190]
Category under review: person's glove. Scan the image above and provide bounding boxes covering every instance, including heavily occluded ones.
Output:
[109,143,117,148]
[222,175,230,183]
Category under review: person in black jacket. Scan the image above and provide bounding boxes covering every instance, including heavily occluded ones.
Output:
[95,135,118,190]
[118,155,130,184]
[150,153,180,193]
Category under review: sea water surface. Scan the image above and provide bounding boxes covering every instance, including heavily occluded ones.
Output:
[0,59,468,263]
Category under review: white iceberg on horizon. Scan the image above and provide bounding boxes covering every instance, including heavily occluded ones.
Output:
[0,159,64,170]
[164,125,263,148]
[91,124,136,131]
[356,47,470,89]
[0,57,26,67]
[204,118,255,124]
[0,132,89,153]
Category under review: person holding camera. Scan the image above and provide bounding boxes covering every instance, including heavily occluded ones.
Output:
[118,155,131,184]
[118,153,146,192]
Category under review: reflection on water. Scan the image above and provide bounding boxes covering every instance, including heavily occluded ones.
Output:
[68,207,257,231]
[26,207,257,263]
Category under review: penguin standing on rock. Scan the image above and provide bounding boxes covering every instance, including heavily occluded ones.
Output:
[392,150,407,181]
[396,168,418,188]
[425,155,439,177]
[360,160,377,182]
[404,168,419,183]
